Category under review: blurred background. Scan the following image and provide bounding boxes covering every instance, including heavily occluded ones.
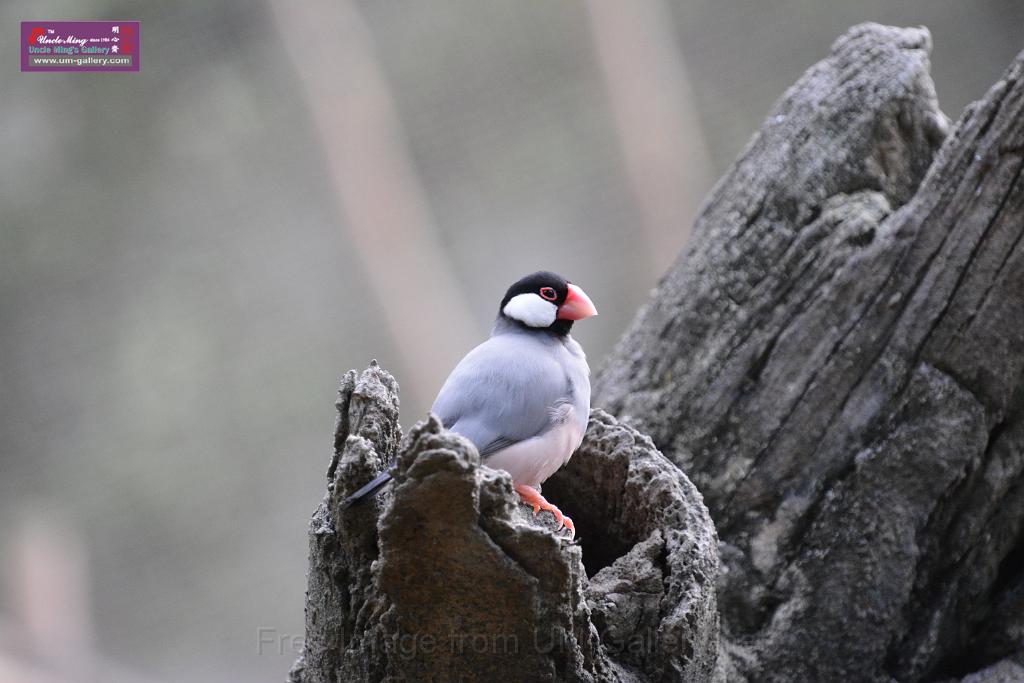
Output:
[1,1,1021,681]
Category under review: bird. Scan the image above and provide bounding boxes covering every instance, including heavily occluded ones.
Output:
[343,271,598,536]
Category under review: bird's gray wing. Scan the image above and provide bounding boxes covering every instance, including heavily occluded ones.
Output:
[431,334,568,457]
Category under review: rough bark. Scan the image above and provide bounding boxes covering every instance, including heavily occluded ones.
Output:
[292,22,1024,683]
[596,22,1024,683]
[289,362,720,683]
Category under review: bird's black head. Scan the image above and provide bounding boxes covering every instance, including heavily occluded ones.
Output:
[498,271,597,336]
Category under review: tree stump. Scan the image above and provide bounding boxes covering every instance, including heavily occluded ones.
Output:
[597,22,1024,683]
[289,363,719,683]
[292,22,1024,683]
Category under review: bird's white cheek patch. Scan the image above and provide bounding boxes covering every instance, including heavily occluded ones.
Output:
[503,293,557,327]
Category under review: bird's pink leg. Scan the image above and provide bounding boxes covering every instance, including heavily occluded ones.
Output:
[514,484,574,537]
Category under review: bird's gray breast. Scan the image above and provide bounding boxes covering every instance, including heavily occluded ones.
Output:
[483,335,590,486]
[430,329,591,484]
[558,335,591,437]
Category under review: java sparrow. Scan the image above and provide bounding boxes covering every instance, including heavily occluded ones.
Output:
[343,271,598,536]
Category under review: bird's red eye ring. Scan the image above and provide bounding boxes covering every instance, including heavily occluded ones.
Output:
[539,287,557,301]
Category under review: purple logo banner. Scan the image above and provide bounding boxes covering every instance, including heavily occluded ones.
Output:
[21,21,140,72]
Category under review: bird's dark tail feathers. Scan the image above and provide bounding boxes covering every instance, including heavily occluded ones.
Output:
[341,470,394,509]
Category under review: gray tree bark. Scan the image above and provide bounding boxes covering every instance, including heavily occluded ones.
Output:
[289,363,719,683]
[596,22,1024,683]
[291,22,1024,683]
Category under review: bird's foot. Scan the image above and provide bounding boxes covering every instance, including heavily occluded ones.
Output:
[514,484,575,537]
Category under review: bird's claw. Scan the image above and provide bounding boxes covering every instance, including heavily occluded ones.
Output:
[515,484,575,538]
[555,513,575,538]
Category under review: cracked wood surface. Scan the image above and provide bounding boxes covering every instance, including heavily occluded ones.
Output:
[596,22,1024,683]
[290,364,720,683]
[291,22,1024,683]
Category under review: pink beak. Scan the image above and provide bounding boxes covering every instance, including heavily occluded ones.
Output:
[557,283,598,321]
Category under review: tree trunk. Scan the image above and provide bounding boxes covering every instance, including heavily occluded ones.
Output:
[289,364,720,683]
[292,22,1024,683]
[596,22,1024,683]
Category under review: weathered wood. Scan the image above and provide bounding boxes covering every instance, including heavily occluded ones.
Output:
[596,22,1024,682]
[290,364,720,683]
[293,22,1024,683]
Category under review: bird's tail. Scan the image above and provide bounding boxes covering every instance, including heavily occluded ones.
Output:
[341,470,394,508]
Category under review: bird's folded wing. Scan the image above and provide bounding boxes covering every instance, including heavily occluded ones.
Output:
[430,335,569,457]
